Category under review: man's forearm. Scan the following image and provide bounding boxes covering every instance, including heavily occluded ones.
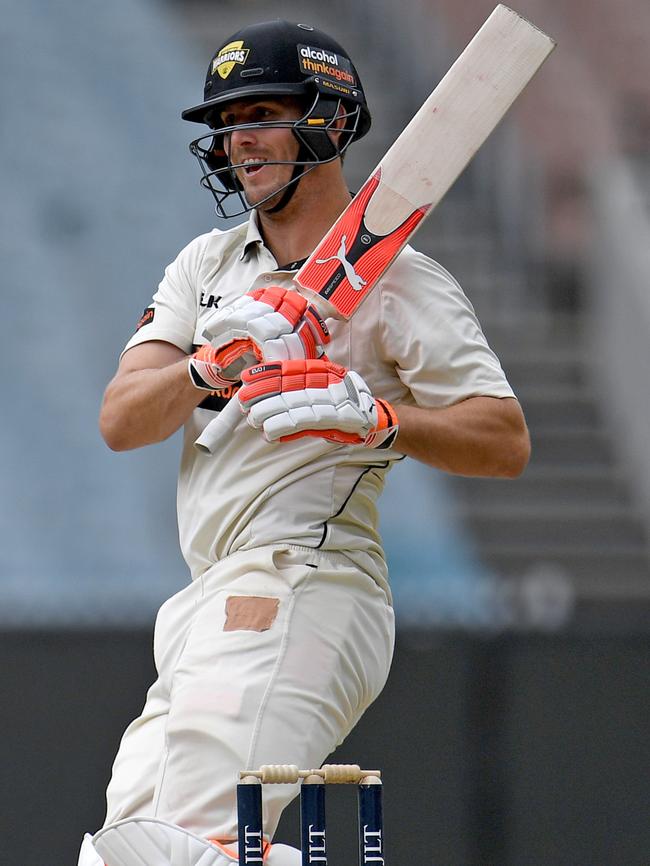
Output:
[100,357,205,451]
[394,396,530,478]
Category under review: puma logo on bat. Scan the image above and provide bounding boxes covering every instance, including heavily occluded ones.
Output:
[315,235,367,292]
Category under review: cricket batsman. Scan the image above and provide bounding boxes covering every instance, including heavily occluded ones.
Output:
[78,18,530,866]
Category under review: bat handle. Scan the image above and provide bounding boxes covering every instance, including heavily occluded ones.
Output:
[194,396,243,454]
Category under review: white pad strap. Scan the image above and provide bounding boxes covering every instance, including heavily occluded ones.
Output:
[93,817,236,866]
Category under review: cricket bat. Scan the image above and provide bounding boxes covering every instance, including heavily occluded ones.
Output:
[195,4,555,454]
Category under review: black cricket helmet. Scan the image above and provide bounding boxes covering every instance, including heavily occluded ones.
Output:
[182,19,371,217]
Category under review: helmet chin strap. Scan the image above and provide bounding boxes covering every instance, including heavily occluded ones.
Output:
[263,124,340,214]
[263,162,305,214]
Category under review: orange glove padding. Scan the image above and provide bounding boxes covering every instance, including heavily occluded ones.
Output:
[201,286,330,379]
[188,344,240,392]
[238,359,399,448]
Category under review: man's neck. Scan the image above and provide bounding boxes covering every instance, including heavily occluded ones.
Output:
[255,169,352,268]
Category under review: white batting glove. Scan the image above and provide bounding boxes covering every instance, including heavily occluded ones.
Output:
[237,359,399,448]
[202,286,330,379]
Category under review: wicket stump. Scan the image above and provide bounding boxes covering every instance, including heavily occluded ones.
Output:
[237,764,384,866]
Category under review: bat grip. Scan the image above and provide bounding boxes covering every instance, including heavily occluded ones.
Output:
[194,396,242,454]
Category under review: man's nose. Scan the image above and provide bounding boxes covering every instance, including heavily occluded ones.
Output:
[229,125,258,149]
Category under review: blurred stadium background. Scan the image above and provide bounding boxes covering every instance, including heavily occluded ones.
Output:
[2,0,649,862]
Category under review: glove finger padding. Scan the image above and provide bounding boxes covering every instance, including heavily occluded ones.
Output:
[238,360,399,448]
[202,287,330,374]
[245,287,330,349]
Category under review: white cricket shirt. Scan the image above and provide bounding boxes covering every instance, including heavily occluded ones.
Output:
[122,213,515,593]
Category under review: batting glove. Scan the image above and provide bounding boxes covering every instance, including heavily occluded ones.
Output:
[237,359,399,448]
[202,287,330,379]
[188,344,240,392]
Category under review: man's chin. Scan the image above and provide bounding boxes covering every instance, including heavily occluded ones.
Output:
[248,184,290,213]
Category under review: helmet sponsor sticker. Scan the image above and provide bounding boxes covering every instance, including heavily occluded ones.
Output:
[212,41,250,79]
[298,44,357,87]
[318,78,356,99]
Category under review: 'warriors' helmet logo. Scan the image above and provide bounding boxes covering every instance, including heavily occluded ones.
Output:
[212,41,250,79]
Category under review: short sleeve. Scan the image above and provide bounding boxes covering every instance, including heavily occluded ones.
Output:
[120,234,210,357]
[380,247,515,407]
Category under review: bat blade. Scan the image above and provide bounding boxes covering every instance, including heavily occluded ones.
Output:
[294,3,555,319]
[295,169,430,318]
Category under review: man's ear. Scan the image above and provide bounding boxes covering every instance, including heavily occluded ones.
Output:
[333,102,348,131]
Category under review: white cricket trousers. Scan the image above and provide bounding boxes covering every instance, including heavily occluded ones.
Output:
[103,545,395,841]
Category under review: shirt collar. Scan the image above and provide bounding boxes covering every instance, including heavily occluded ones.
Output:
[237,210,306,272]
[239,210,266,261]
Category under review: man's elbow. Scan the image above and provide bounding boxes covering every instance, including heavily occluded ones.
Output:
[99,396,134,452]
[495,402,531,478]
[99,409,127,451]
[499,427,531,478]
